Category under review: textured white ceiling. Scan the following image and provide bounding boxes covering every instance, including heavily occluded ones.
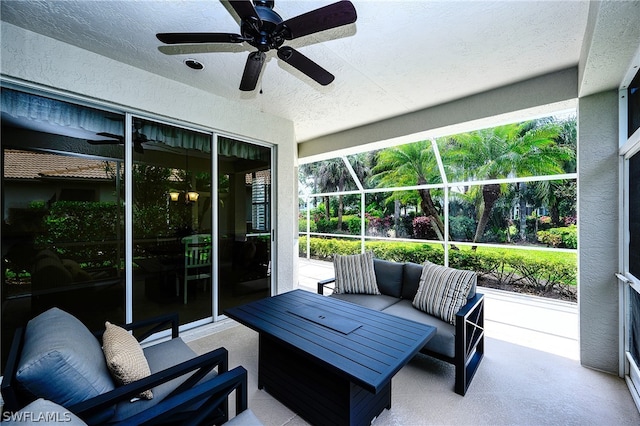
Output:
[0,1,593,142]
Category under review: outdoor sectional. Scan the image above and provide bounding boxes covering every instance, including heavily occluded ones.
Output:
[318,257,485,396]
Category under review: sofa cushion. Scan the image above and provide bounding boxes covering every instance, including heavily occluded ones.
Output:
[102,322,153,400]
[382,300,456,359]
[401,262,424,299]
[333,252,380,295]
[373,259,404,298]
[412,261,476,325]
[16,308,115,410]
[330,293,400,311]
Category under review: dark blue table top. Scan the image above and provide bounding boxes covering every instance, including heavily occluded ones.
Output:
[224,289,436,393]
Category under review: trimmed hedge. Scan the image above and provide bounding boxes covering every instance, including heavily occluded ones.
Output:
[299,236,577,293]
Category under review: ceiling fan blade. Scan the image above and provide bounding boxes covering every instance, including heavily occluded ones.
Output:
[156,32,243,44]
[96,132,123,140]
[133,141,145,154]
[228,1,262,26]
[87,139,122,145]
[281,1,357,40]
[239,51,266,91]
[277,46,334,86]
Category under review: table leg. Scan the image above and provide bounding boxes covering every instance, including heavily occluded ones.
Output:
[258,334,390,426]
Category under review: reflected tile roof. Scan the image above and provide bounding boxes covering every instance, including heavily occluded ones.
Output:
[4,149,114,180]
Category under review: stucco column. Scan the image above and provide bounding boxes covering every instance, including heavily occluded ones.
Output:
[578,90,619,374]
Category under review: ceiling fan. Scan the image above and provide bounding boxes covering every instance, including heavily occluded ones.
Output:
[156,0,357,91]
[88,121,149,153]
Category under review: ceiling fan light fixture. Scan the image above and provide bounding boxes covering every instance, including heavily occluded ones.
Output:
[184,59,204,70]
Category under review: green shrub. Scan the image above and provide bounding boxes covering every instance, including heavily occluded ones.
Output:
[346,216,365,235]
[298,218,317,232]
[449,216,475,241]
[536,225,577,249]
[300,237,577,289]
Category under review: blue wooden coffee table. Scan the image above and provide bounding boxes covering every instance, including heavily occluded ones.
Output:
[225,289,435,426]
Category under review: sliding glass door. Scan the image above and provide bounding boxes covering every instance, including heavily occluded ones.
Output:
[1,88,126,365]
[217,136,272,315]
[130,117,213,325]
[1,86,275,370]
[621,66,640,409]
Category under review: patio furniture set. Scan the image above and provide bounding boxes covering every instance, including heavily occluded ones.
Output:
[1,253,484,425]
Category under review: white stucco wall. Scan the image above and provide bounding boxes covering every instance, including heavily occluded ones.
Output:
[578,91,619,373]
[1,23,298,300]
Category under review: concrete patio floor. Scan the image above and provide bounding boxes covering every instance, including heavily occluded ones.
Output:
[181,258,640,425]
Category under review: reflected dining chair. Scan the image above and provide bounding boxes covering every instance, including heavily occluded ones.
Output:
[176,235,212,304]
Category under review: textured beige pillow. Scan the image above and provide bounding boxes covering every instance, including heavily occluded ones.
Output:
[333,251,380,295]
[412,261,476,325]
[102,321,153,400]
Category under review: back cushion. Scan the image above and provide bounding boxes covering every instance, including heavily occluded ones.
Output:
[16,308,115,409]
[373,259,404,298]
[402,262,424,299]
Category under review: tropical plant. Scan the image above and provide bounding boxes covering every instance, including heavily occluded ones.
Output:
[315,156,368,230]
[371,140,446,239]
[440,121,573,247]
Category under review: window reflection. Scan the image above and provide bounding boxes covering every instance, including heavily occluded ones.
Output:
[1,88,125,366]
[217,137,271,314]
[131,118,212,324]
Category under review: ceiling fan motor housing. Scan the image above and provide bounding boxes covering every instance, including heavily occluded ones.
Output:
[242,4,286,52]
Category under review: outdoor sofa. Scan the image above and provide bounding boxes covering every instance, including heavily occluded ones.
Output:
[318,253,484,396]
[1,308,255,425]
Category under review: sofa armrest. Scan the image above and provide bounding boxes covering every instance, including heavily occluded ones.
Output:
[454,293,485,396]
[317,277,336,295]
[68,346,229,422]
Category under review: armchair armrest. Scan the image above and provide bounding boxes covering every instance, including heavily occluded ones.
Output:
[69,347,229,423]
[317,277,336,295]
[454,293,484,396]
[93,312,179,341]
[0,327,25,411]
[120,366,248,426]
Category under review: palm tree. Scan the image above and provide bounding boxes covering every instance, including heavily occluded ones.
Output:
[371,141,446,239]
[316,156,368,230]
[442,121,572,246]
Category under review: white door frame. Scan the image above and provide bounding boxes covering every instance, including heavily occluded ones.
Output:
[618,47,640,411]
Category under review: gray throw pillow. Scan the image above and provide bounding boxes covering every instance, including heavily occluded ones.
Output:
[333,251,380,295]
[412,261,476,324]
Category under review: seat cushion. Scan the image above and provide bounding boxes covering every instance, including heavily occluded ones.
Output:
[330,293,400,311]
[102,322,153,400]
[108,337,218,423]
[0,398,88,425]
[373,258,404,298]
[412,261,476,325]
[382,300,456,359]
[333,252,380,295]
